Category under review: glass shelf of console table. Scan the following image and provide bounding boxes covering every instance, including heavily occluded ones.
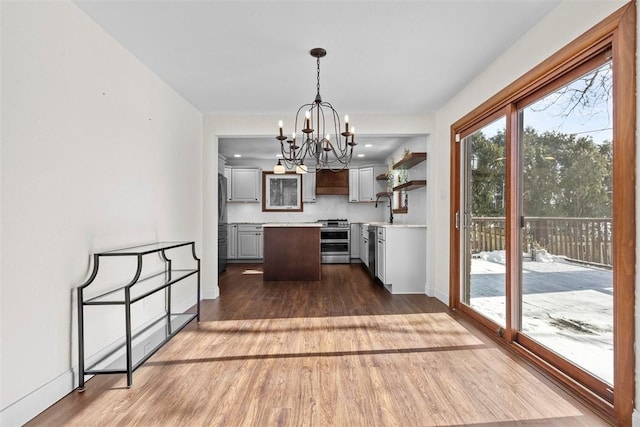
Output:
[84,313,196,375]
[98,241,194,256]
[84,269,199,305]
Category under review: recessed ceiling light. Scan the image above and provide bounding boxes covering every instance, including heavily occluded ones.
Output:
[234,154,242,158]
[357,154,365,158]
[364,144,373,148]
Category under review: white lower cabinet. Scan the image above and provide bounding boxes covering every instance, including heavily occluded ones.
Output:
[361,234,369,267]
[376,230,386,284]
[375,226,426,294]
[237,224,263,259]
[350,223,360,259]
[228,224,238,259]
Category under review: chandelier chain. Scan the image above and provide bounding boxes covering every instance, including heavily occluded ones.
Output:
[316,56,321,100]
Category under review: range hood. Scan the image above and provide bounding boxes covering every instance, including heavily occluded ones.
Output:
[315,169,349,195]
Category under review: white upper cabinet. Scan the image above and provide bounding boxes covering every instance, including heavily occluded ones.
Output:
[358,167,374,202]
[230,168,261,202]
[349,166,386,202]
[349,169,359,202]
[224,167,232,201]
[303,172,316,203]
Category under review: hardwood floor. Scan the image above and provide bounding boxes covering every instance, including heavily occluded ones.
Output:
[28,263,609,426]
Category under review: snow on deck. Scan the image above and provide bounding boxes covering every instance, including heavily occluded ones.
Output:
[468,251,612,384]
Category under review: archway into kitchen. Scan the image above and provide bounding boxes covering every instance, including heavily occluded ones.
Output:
[217,133,429,300]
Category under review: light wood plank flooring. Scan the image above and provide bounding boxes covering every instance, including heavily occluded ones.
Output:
[28,263,609,426]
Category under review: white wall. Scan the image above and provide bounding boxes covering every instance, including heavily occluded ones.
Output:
[0,2,203,425]
[203,113,434,299]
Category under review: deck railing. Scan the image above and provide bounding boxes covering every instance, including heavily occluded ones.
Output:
[470,216,612,266]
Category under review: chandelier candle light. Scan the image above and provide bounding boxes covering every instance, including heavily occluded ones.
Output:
[274,48,356,174]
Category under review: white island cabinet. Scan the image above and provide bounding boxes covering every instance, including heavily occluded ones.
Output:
[375,225,426,294]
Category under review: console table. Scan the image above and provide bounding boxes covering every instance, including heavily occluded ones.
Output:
[77,241,200,390]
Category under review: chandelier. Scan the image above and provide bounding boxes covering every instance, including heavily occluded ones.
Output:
[274,48,356,174]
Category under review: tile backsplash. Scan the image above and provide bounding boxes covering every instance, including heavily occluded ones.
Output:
[227,195,388,223]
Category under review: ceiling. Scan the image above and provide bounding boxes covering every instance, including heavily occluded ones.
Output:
[74,0,561,160]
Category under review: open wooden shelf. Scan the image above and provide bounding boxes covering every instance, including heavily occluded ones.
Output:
[392,152,427,170]
[392,207,408,214]
[393,180,427,192]
[376,173,389,181]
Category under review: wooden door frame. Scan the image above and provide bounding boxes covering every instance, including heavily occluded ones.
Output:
[449,2,636,425]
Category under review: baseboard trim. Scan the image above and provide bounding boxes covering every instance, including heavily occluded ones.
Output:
[202,287,219,300]
[426,284,435,297]
[1,369,74,427]
[434,288,449,306]
[1,294,199,426]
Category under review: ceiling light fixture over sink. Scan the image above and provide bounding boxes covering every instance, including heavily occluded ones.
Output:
[274,48,356,175]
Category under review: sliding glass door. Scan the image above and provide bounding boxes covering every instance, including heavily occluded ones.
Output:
[451,24,634,413]
[517,59,613,387]
[461,117,507,327]
[451,6,636,421]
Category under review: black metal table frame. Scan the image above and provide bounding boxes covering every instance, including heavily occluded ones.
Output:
[77,241,200,390]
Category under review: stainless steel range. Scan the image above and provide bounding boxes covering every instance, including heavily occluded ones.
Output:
[317,219,350,264]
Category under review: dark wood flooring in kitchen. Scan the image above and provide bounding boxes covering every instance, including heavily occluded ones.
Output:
[206,263,442,320]
[27,263,609,426]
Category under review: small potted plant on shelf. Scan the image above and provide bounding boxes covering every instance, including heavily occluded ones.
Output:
[387,158,395,192]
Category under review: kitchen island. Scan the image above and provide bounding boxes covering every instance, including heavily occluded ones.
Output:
[263,223,322,281]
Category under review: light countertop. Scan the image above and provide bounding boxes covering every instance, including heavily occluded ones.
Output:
[361,222,427,228]
[262,223,323,228]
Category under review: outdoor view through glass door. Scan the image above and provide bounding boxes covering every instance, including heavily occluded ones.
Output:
[459,57,614,389]
[461,117,507,326]
[518,59,613,385]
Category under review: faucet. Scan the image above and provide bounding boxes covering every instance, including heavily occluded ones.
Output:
[374,192,393,224]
